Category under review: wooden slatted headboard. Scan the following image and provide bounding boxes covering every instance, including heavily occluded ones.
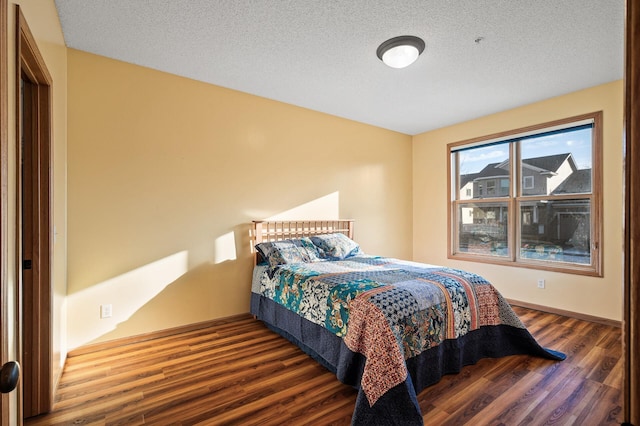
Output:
[252,220,354,264]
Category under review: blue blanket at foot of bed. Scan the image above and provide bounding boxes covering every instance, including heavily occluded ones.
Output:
[251,293,565,426]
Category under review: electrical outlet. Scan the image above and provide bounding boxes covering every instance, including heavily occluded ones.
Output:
[537,279,545,289]
[100,304,113,319]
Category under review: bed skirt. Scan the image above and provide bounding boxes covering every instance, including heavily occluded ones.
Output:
[250,293,565,425]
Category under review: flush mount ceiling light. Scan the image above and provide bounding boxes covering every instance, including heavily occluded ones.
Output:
[376,35,425,69]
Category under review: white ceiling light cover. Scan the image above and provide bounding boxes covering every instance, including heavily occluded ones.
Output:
[377,35,426,69]
[382,45,420,68]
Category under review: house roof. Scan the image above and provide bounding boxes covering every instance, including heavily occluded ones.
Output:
[460,153,583,189]
[552,169,592,194]
[460,173,477,187]
[523,153,576,174]
[472,162,509,180]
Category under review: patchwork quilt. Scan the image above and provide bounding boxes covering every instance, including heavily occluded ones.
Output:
[251,255,565,425]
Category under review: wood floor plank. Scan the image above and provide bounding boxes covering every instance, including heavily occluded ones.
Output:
[55,367,165,400]
[54,372,166,409]
[27,390,144,426]
[438,382,495,425]
[467,369,550,425]
[142,384,250,424]
[523,367,597,425]
[604,357,625,389]
[572,383,622,425]
[24,307,622,425]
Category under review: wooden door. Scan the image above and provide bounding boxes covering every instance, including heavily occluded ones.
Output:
[17,8,53,419]
[0,0,13,424]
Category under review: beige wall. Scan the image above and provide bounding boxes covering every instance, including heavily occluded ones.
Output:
[4,1,67,423]
[65,49,413,349]
[413,81,624,321]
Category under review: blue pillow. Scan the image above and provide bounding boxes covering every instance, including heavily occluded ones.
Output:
[310,233,362,260]
[255,237,323,267]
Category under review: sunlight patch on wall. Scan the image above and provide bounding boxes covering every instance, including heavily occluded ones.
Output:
[66,251,189,350]
[214,231,237,263]
[267,191,340,220]
[245,192,341,256]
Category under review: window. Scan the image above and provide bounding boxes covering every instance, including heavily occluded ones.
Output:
[486,179,496,196]
[448,112,602,276]
[523,176,534,189]
[499,178,509,196]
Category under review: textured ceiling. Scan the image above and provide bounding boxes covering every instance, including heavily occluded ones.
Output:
[54,0,624,135]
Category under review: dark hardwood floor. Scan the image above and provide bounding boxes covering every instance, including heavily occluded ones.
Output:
[24,306,622,425]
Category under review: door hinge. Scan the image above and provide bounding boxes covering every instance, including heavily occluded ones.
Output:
[23,259,32,270]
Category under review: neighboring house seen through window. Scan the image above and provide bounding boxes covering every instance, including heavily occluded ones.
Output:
[448,112,602,276]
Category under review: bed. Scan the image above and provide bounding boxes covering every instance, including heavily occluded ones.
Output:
[249,220,565,425]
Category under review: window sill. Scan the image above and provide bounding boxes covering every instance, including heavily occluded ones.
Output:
[448,252,602,277]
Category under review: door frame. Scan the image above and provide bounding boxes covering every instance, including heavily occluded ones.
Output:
[623,1,640,424]
[15,6,53,419]
[1,0,10,423]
